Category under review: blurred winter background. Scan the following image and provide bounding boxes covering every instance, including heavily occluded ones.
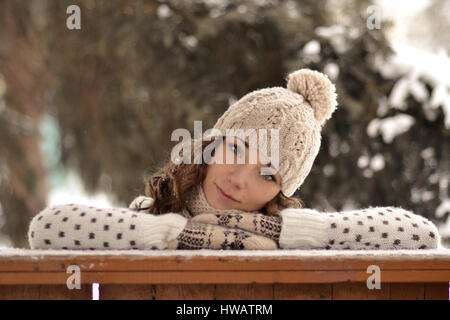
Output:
[0,0,449,249]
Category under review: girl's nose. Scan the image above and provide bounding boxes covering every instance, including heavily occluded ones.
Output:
[227,165,252,189]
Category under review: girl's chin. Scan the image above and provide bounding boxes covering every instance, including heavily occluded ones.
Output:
[211,196,237,210]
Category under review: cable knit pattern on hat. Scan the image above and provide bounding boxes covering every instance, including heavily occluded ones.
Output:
[211,69,338,197]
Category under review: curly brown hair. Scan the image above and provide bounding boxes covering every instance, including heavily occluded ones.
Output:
[143,136,304,217]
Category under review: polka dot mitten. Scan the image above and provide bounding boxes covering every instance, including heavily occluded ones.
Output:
[278,207,441,250]
[28,204,187,250]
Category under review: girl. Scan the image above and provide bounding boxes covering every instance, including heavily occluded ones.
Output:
[28,69,441,251]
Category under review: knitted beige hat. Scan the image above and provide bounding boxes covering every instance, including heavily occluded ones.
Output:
[208,69,338,197]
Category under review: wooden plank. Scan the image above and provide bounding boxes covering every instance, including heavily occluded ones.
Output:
[424,283,449,300]
[0,285,40,299]
[390,283,424,300]
[332,282,390,300]
[100,285,154,300]
[0,285,91,300]
[273,284,331,300]
[155,284,215,300]
[1,269,449,285]
[215,284,273,300]
[38,284,92,300]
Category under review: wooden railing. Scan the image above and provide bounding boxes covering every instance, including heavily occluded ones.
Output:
[0,249,449,300]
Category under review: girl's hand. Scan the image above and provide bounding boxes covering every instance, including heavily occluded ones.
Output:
[168,221,278,250]
[191,212,282,241]
[129,195,154,211]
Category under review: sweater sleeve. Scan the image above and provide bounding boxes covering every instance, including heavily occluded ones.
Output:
[28,204,187,250]
[279,206,441,250]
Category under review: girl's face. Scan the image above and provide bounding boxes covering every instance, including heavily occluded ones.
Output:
[202,136,281,212]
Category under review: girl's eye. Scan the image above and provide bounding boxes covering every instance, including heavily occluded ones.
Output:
[228,141,277,183]
[261,173,275,182]
[228,143,242,156]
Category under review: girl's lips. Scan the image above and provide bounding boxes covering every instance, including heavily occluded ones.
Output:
[216,185,238,202]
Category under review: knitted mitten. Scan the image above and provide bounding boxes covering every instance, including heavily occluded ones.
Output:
[191,212,282,241]
[167,221,278,250]
[28,204,187,250]
[279,207,441,250]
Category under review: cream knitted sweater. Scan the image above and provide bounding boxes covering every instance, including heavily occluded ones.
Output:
[28,185,441,250]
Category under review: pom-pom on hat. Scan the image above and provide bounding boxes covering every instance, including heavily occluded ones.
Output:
[209,68,338,197]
